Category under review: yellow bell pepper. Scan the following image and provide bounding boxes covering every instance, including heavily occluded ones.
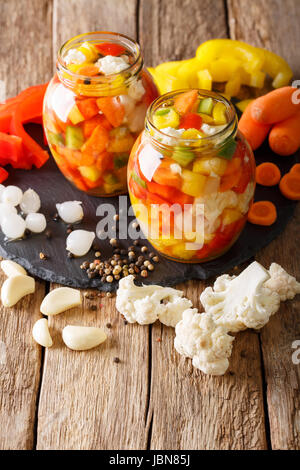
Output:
[177,58,202,88]
[197,69,212,90]
[77,41,99,62]
[68,104,85,125]
[193,156,228,176]
[108,134,135,153]
[212,102,227,125]
[236,99,254,113]
[181,170,207,197]
[262,49,293,88]
[209,57,242,82]
[170,242,197,260]
[79,165,101,182]
[152,107,180,129]
[224,75,241,97]
[222,208,243,225]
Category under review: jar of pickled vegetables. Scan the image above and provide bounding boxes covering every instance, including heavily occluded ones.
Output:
[43,32,158,196]
[128,89,256,262]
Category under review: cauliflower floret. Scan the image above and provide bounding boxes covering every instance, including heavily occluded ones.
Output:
[174,308,234,375]
[236,182,255,214]
[128,79,145,101]
[264,263,300,301]
[96,55,129,74]
[156,127,185,146]
[127,103,147,133]
[64,48,86,65]
[200,261,280,332]
[195,190,238,234]
[116,275,192,327]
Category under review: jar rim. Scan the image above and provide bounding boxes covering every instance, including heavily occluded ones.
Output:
[57,31,142,82]
[146,89,237,148]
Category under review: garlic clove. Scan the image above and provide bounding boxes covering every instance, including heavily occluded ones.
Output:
[40,287,82,316]
[66,230,95,257]
[32,318,53,347]
[62,325,107,351]
[1,275,35,307]
[1,260,27,277]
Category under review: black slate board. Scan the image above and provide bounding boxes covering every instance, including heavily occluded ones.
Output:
[0,124,298,291]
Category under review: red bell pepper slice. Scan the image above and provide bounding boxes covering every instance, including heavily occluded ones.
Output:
[0,166,9,183]
[0,132,23,166]
[179,113,203,130]
[95,42,126,56]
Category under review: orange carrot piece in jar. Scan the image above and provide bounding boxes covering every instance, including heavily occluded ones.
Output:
[96,97,125,127]
[81,124,109,156]
[77,65,100,76]
[77,98,99,120]
[174,90,198,115]
[82,114,112,138]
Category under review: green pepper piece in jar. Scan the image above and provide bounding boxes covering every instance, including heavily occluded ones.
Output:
[47,132,64,147]
[198,97,214,115]
[103,172,119,185]
[114,154,129,169]
[131,171,147,188]
[218,137,237,160]
[172,147,195,167]
[65,126,85,149]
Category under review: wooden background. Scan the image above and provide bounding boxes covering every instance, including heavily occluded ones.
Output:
[0,0,299,450]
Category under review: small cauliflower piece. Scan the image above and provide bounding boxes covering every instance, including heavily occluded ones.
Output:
[128,79,145,101]
[116,275,192,327]
[174,308,234,376]
[265,263,300,301]
[236,182,255,214]
[96,55,129,74]
[200,261,280,332]
[64,48,86,65]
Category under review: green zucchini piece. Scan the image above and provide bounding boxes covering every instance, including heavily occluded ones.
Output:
[65,126,84,149]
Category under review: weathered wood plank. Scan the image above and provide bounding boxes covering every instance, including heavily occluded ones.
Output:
[37,288,149,450]
[37,0,149,450]
[0,0,51,449]
[228,0,300,450]
[140,0,267,449]
[139,0,228,67]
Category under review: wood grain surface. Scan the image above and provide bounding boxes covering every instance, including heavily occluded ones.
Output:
[0,0,299,450]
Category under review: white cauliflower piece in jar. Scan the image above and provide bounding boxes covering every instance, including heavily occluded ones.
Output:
[64,49,86,65]
[127,103,148,133]
[264,263,300,301]
[195,190,238,234]
[128,79,145,101]
[156,127,185,146]
[174,308,234,376]
[96,55,129,74]
[116,275,192,327]
[200,261,281,333]
[236,182,255,214]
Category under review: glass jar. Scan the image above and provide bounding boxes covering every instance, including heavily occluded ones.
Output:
[43,32,158,196]
[128,89,256,262]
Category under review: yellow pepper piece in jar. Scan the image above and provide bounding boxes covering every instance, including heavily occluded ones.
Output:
[222,208,243,225]
[152,107,180,129]
[212,102,227,125]
[181,170,207,197]
[68,104,85,125]
[181,129,204,140]
[193,156,228,176]
[197,69,212,90]
[108,134,135,153]
[78,165,102,182]
[170,242,197,260]
[77,42,99,62]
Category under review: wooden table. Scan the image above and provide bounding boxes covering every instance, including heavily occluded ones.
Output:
[0,0,299,450]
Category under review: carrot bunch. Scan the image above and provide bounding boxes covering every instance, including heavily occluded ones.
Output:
[238,86,300,155]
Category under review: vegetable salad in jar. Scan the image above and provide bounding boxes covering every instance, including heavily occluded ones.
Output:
[128,90,256,262]
[43,32,158,196]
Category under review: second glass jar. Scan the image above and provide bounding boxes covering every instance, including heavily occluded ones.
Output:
[43,31,158,196]
[128,89,256,262]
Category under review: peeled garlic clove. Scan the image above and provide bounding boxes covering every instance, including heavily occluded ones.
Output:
[25,213,47,233]
[1,214,26,239]
[1,260,27,277]
[56,201,84,224]
[2,185,23,206]
[0,203,17,223]
[32,318,53,347]
[1,275,35,307]
[20,188,41,214]
[66,230,95,257]
[40,287,81,316]
[62,325,107,351]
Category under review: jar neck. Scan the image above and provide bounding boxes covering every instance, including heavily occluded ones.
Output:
[56,31,144,95]
[145,90,238,155]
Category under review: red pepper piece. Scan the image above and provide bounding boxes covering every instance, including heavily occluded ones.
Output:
[95,42,126,56]
[129,178,147,200]
[96,96,125,128]
[179,113,203,130]
[0,132,23,166]
[0,166,9,183]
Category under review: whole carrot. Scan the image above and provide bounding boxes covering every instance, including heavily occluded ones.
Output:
[269,111,300,156]
[238,102,271,150]
[251,86,300,124]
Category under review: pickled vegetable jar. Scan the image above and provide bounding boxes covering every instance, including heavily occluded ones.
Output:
[43,32,158,196]
[128,89,255,262]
